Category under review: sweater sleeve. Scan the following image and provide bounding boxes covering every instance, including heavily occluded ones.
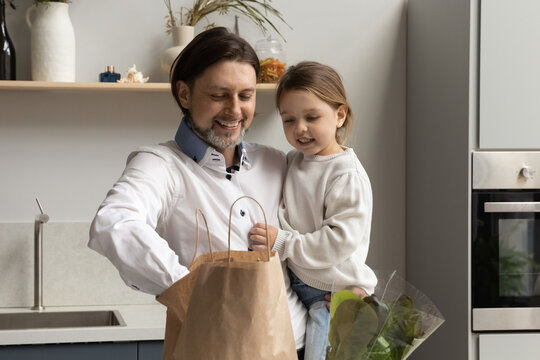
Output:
[273,171,372,270]
[88,151,188,295]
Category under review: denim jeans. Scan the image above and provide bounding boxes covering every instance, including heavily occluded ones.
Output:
[287,268,330,360]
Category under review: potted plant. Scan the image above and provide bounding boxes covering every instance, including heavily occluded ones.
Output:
[33,0,70,3]
[163,0,289,39]
[160,0,290,73]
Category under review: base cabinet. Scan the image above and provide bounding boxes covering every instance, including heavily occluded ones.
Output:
[138,341,164,360]
[0,341,163,360]
[479,333,540,360]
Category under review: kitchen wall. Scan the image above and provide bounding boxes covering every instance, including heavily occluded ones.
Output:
[0,222,156,307]
[407,0,476,359]
[1,0,406,307]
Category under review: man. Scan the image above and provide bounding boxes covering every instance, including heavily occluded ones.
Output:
[88,27,307,356]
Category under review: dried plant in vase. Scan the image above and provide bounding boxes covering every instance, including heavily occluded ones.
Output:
[163,0,290,40]
[33,0,71,3]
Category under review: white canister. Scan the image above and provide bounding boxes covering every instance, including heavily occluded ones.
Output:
[26,2,75,82]
[160,25,194,74]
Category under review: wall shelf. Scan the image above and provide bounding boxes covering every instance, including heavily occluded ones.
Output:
[0,81,277,93]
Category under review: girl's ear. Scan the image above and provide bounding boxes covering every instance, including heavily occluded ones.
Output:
[336,105,347,128]
[177,81,191,109]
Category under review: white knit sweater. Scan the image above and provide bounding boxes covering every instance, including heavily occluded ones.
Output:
[273,148,377,294]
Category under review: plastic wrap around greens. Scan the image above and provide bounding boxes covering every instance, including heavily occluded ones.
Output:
[326,271,444,360]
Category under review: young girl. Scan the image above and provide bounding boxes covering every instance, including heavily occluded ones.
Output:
[249,61,377,360]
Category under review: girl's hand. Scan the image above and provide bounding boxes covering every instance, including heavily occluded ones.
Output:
[345,285,369,299]
[249,223,277,251]
[324,285,369,310]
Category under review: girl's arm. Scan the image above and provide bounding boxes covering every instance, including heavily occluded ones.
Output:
[251,171,372,270]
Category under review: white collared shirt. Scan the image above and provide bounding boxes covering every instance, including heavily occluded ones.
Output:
[89,139,307,348]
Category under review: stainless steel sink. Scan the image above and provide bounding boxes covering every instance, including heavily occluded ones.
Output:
[0,310,126,330]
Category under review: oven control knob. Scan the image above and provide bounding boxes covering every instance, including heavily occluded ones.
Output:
[519,166,534,180]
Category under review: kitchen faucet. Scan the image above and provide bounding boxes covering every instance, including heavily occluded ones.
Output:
[32,198,49,311]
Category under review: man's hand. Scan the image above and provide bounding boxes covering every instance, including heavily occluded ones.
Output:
[249,223,277,251]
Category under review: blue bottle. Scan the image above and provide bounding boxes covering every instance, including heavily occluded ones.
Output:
[99,65,120,82]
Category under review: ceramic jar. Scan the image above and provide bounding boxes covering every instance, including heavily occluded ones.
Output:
[160,25,194,74]
[26,2,75,82]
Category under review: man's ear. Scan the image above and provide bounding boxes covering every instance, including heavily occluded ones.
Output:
[177,81,191,109]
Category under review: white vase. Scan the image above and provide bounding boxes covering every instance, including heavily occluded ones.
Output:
[26,2,75,82]
[160,26,194,74]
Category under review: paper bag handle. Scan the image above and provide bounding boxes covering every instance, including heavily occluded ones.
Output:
[228,195,270,262]
[190,208,214,266]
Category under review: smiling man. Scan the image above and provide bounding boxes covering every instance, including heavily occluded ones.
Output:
[175,59,256,166]
[88,27,307,357]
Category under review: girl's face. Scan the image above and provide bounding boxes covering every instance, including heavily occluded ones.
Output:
[279,89,346,156]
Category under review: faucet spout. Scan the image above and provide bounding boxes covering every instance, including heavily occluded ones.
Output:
[32,198,49,311]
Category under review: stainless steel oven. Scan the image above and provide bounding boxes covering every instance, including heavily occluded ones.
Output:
[472,151,540,331]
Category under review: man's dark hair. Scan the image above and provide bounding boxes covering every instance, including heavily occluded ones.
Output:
[170,27,260,115]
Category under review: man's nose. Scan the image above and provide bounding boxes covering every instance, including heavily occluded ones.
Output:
[225,96,242,116]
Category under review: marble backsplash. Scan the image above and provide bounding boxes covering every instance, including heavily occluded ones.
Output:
[0,222,156,308]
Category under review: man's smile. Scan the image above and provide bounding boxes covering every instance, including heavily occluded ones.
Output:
[216,119,242,129]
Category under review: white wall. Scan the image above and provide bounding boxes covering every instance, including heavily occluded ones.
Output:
[1,0,406,275]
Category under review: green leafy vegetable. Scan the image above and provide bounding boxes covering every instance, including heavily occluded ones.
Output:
[364,295,389,335]
[330,290,362,318]
[326,291,426,360]
[327,298,378,360]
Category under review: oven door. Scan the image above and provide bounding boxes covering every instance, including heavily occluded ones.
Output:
[472,190,540,331]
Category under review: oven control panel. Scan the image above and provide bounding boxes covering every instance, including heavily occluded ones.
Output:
[473,151,540,189]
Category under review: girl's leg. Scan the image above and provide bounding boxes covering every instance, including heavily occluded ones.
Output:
[304,300,330,360]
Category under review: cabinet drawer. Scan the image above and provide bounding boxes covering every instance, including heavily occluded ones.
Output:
[0,342,137,360]
[479,333,540,360]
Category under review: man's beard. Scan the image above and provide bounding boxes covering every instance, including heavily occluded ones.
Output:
[191,119,246,150]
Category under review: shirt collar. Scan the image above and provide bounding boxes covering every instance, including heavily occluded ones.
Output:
[174,117,250,166]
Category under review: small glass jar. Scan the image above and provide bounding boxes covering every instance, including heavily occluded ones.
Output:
[255,37,286,83]
[99,65,121,82]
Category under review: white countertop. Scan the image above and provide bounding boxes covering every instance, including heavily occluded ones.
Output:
[0,304,166,346]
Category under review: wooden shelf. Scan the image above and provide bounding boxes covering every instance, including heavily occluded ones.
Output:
[0,80,277,93]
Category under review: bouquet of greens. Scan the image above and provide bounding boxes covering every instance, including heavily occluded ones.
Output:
[326,271,444,360]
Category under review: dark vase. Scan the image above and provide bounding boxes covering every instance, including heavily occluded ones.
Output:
[0,0,16,80]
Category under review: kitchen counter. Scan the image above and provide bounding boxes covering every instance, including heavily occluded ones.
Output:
[0,304,166,346]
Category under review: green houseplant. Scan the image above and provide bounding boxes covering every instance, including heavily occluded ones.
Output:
[163,0,290,40]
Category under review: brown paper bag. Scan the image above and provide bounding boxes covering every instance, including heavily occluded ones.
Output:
[157,196,298,360]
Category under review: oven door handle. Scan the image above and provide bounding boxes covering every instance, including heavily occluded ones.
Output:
[484,201,540,213]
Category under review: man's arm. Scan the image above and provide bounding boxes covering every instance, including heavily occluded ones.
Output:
[89,152,188,295]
